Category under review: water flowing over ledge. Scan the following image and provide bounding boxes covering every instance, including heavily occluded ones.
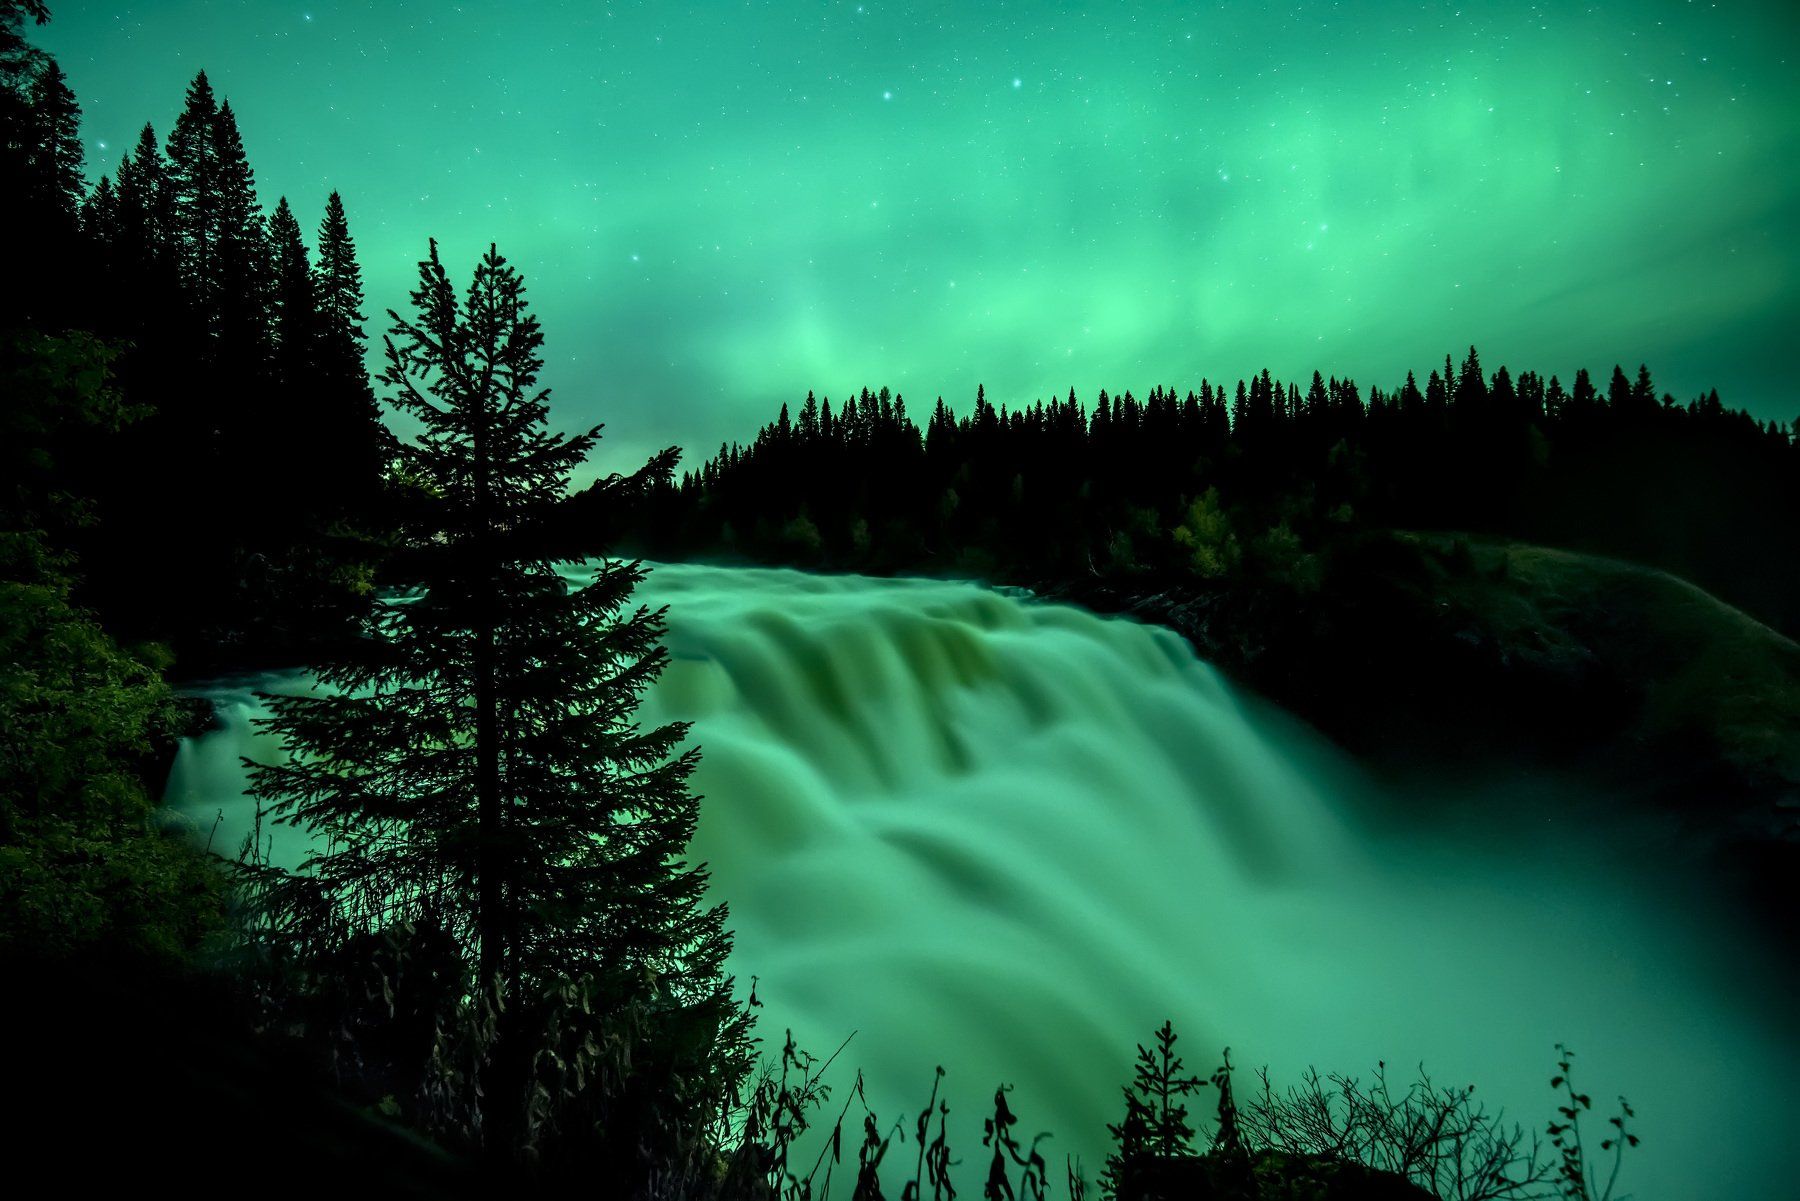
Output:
[164,563,1799,1194]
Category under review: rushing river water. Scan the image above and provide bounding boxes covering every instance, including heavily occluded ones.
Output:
[164,562,1796,1195]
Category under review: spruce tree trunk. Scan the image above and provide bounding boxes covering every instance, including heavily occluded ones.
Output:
[472,392,518,1158]
[474,404,502,995]
[476,611,500,989]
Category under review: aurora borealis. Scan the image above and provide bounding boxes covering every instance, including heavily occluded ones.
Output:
[43,1,1799,473]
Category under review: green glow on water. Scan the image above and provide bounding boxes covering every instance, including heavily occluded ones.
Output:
[165,564,1798,1193]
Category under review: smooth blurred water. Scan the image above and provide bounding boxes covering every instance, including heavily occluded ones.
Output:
[163,562,1797,1195]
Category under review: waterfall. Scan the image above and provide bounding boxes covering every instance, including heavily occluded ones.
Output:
[163,562,1798,1194]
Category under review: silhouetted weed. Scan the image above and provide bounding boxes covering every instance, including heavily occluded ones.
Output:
[1545,1044,1636,1201]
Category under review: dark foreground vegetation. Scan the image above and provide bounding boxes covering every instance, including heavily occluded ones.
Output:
[0,2,1770,1196]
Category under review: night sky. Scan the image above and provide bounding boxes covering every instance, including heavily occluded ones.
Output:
[43,1,1799,477]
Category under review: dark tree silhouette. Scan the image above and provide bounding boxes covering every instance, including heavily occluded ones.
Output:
[311,188,387,504]
[209,99,271,398]
[23,57,79,219]
[165,70,220,327]
[0,3,51,200]
[244,240,748,1178]
[622,346,1799,635]
[1101,1020,1206,1199]
[267,195,318,388]
[17,59,398,664]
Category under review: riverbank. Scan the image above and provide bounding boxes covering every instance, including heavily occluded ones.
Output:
[1046,529,1800,932]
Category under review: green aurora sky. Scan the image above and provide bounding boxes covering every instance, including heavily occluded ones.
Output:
[42,1,1800,477]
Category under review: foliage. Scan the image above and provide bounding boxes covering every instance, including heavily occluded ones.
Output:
[904,1064,959,1201]
[1172,488,1241,579]
[3,34,394,665]
[238,239,750,1188]
[716,1025,827,1198]
[694,1025,1620,1201]
[0,331,224,965]
[0,328,137,528]
[981,1085,1052,1201]
[1544,1045,1636,1201]
[1088,1023,1640,1201]
[1100,1020,1207,1199]
[629,355,1800,637]
[1235,1059,1552,1201]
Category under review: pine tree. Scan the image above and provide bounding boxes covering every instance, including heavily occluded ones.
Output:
[1607,365,1633,411]
[1426,369,1448,418]
[1101,1020,1205,1200]
[797,390,820,440]
[0,3,49,185]
[1398,370,1425,416]
[80,172,116,249]
[1456,344,1488,415]
[261,195,328,521]
[165,70,220,320]
[209,99,270,367]
[1491,365,1517,421]
[113,123,171,285]
[1545,374,1568,420]
[246,240,748,1173]
[24,58,81,224]
[267,196,318,389]
[1570,367,1597,416]
[312,189,385,498]
[4,21,76,325]
[314,190,365,370]
[1630,363,1656,413]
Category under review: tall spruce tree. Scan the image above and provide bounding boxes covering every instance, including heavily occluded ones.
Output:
[112,124,171,291]
[165,70,220,324]
[0,2,49,182]
[209,98,270,369]
[312,189,386,497]
[314,190,365,371]
[265,195,319,496]
[4,16,74,325]
[246,240,747,1172]
[23,58,80,223]
[79,171,115,248]
[267,196,317,389]
[1607,364,1633,411]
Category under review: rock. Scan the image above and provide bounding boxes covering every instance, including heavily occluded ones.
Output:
[172,692,222,738]
[1039,529,1800,944]
[1117,1151,1434,1200]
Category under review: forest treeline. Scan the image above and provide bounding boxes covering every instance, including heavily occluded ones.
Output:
[624,353,1800,635]
[7,7,390,666]
[2,2,234,965]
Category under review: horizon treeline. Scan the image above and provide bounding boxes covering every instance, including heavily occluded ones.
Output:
[621,349,1800,634]
[9,34,389,665]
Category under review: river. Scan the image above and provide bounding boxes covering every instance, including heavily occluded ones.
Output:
[163,562,1797,1195]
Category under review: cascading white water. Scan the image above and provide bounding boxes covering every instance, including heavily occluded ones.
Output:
[163,563,1797,1195]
